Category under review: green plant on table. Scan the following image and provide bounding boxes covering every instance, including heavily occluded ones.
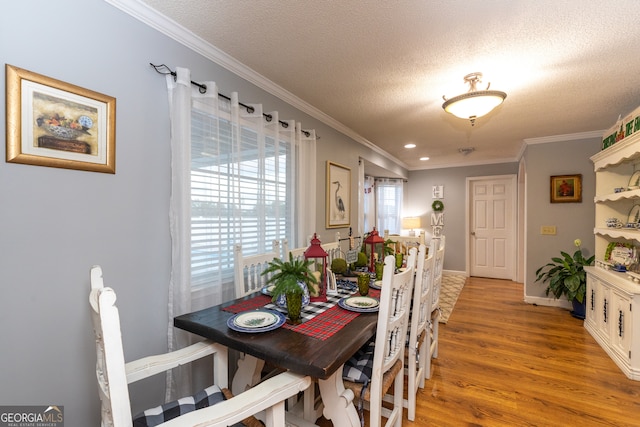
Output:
[261,253,318,302]
[535,239,595,304]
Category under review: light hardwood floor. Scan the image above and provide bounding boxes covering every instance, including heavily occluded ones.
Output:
[318,276,640,426]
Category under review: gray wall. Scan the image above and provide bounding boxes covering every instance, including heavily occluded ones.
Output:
[523,137,600,303]
[406,163,519,272]
[0,1,405,425]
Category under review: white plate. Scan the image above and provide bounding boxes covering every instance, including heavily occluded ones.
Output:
[345,296,379,309]
[338,296,380,312]
[233,310,278,329]
[227,309,286,333]
[261,285,276,296]
[370,280,383,290]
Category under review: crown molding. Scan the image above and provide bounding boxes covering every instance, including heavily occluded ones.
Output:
[104,0,408,169]
[523,130,603,145]
[409,155,520,171]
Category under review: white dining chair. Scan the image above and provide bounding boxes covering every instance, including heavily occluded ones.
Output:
[384,230,426,268]
[232,241,287,397]
[342,249,416,427]
[233,240,281,298]
[283,232,341,263]
[406,243,434,419]
[321,231,342,264]
[427,235,446,376]
[89,265,310,427]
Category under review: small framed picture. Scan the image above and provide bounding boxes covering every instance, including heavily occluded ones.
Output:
[326,161,351,228]
[6,64,116,173]
[550,174,582,203]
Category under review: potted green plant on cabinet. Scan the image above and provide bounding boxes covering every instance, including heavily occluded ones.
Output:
[535,239,595,319]
[261,253,318,324]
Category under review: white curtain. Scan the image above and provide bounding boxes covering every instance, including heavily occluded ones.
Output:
[375,178,403,234]
[363,175,376,233]
[166,67,195,400]
[295,127,317,248]
[358,160,366,238]
[164,67,316,399]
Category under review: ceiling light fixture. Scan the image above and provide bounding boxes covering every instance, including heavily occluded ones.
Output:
[442,72,506,126]
[404,143,416,149]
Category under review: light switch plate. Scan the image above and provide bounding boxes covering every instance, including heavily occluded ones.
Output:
[541,226,557,235]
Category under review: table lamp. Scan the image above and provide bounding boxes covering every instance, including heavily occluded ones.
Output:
[402,217,421,236]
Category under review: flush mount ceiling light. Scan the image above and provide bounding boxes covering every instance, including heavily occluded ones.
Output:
[442,72,506,126]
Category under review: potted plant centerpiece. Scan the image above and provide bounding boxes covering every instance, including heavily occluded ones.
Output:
[261,253,318,324]
[535,238,595,319]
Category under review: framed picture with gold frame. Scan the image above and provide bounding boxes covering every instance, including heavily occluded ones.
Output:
[326,161,350,228]
[5,64,116,173]
[550,174,582,203]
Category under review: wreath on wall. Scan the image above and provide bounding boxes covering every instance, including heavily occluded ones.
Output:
[432,200,444,212]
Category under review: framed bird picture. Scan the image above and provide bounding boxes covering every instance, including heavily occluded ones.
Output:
[326,161,351,228]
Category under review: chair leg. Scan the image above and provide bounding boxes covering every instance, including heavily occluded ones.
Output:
[394,368,404,427]
[263,400,285,427]
[432,311,440,359]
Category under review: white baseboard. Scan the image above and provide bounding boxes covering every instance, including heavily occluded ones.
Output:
[524,295,572,309]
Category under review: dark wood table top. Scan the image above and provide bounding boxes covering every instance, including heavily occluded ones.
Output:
[174,294,378,379]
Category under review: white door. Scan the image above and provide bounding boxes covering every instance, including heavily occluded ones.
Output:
[468,175,516,280]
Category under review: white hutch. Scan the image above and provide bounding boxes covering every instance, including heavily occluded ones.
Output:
[586,112,640,381]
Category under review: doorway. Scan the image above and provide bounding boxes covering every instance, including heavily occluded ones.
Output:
[466,175,517,280]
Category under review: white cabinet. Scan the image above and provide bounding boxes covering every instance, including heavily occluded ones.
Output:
[587,132,640,380]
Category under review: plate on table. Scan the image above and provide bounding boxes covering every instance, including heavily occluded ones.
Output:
[370,280,383,290]
[227,309,285,333]
[261,285,275,296]
[338,296,380,313]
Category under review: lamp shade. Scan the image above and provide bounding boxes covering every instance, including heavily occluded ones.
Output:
[402,217,421,230]
[442,72,506,124]
[442,90,506,119]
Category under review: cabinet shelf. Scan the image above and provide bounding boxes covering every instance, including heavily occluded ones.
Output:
[590,127,640,381]
[594,227,640,244]
[595,188,640,203]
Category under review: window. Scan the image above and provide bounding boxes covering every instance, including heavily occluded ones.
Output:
[190,103,293,292]
[375,178,403,234]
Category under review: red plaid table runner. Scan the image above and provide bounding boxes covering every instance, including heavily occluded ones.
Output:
[223,295,272,313]
[284,304,359,340]
[222,288,381,341]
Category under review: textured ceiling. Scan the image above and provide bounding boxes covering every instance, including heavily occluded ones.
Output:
[134,0,640,170]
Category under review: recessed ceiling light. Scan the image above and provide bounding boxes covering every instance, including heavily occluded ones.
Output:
[404,143,416,149]
[420,157,429,161]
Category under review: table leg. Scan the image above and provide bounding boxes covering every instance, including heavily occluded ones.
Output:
[231,353,265,395]
[318,365,361,427]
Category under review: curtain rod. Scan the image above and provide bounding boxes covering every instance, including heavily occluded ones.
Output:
[150,63,312,138]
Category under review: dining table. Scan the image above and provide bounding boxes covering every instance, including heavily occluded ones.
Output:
[174,282,381,426]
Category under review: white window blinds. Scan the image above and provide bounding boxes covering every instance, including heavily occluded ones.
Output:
[190,100,293,293]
